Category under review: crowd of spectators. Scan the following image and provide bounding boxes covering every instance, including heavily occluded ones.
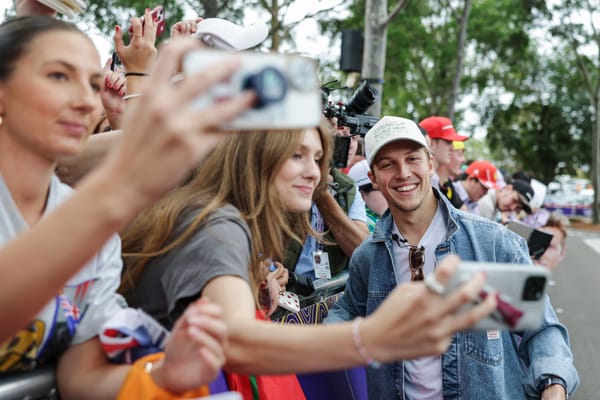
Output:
[0,2,579,399]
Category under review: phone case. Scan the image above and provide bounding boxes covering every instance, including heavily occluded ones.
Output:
[278,291,300,313]
[446,261,551,331]
[128,6,166,37]
[183,49,322,130]
[506,220,553,260]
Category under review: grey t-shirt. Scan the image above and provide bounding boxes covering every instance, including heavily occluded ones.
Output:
[125,204,251,329]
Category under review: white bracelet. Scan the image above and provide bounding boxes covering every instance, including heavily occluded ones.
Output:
[352,317,381,368]
[123,93,143,101]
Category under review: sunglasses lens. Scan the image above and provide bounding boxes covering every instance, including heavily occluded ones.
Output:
[409,247,425,281]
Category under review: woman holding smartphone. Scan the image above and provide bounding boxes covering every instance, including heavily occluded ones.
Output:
[0,15,256,399]
[120,122,497,398]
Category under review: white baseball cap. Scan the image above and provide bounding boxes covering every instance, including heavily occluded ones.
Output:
[365,116,429,166]
[193,18,269,51]
[348,159,372,188]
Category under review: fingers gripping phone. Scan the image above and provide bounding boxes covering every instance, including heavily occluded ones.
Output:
[182,49,323,130]
[446,261,551,331]
[128,5,166,37]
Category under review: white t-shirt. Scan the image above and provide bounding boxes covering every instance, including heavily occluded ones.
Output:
[0,174,126,372]
[391,205,447,400]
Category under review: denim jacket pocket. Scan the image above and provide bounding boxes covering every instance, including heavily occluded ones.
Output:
[463,331,503,366]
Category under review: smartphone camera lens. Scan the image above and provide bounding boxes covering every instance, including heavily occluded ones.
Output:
[521,276,546,301]
[243,67,287,108]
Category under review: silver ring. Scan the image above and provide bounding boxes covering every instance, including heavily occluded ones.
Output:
[424,274,446,295]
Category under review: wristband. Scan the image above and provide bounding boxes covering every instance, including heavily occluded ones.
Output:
[352,317,381,368]
[125,72,148,77]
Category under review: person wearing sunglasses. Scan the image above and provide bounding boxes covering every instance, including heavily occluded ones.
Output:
[325,116,578,399]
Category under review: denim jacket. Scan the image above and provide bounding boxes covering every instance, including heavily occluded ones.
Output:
[325,192,579,399]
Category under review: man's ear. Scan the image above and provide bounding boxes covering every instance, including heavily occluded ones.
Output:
[368,170,379,190]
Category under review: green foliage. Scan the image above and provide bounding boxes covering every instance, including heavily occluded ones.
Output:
[319,0,595,183]
[82,0,245,45]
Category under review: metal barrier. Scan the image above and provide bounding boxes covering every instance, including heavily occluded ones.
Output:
[0,365,58,400]
[0,273,350,400]
[271,271,349,323]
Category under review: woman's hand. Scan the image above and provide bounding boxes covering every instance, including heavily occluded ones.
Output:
[100,59,126,130]
[151,297,227,393]
[170,18,204,39]
[114,8,158,74]
[267,261,289,292]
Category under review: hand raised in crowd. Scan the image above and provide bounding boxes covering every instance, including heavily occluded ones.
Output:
[100,58,126,130]
[15,0,56,16]
[94,38,255,214]
[259,261,288,317]
[266,261,289,292]
[361,255,497,362]
[151,297,227,393]
[170,17,204,39]
[113,8,158,75]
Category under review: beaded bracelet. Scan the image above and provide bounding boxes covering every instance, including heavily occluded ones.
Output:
[352,317,381,368]
[124,72,148,77]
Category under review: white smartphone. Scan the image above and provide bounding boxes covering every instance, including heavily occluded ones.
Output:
[446,261,551,331]
[182,49,323,130]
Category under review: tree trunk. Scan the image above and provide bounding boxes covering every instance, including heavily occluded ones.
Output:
[448,0,472,120]
[592,91,600,223]
[362,0,388,117]
[269,0,281,51]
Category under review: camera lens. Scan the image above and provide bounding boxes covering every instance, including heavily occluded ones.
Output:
[345,80,378,114]
[521,276,547,301]
[243,67,287,108]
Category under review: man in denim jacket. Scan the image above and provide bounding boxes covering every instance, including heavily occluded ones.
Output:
[325,116,579,399]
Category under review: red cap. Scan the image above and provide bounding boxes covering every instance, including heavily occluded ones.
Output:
[419,116,468,142]
[465,160,500,189]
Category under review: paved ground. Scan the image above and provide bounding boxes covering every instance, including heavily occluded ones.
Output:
[547,225,600,399]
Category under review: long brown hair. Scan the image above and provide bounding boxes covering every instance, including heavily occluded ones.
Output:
[120,121,333,298]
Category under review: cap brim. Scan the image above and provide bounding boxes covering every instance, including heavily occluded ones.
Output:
[194,19,268,51]
[446,133,468,141]
[518,195,532,213]
[480,179,499,190]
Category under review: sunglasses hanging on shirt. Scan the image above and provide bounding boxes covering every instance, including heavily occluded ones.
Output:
[391,233,425,282]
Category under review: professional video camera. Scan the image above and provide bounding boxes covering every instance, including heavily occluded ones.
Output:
[323,80,380,137]
[323,80,380,168]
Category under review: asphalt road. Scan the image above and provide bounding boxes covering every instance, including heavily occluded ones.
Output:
[546,228,600,399]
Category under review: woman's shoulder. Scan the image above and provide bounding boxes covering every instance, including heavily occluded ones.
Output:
[178,203,251,246]
[181,202,241,222]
